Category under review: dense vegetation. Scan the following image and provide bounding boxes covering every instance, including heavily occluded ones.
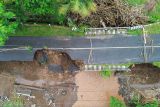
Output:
[110,96,159,107]
[110,96,126,107]
[3,0,96,25]
[2,0,160,26]
[125,0,160,22]
[10,24,83,37]
[0,0,160,45]
[2,95,24,107]
[0,2,17,45]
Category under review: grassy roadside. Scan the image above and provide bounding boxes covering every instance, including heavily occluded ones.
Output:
[126,0,160,35]
[128,23,160,35]
[153,62,160,68]
[125,0,160,22]
[10,25,84,37]
[9,0,160,37]
[11,23,160,37]
[125,0,148,5]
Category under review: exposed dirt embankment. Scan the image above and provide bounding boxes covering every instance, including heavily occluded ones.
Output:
[0,49,84,107]
[0,49,122,107]
[118,63,160,105]
[0,49,84,81]
[130,63,160,84]
[33,49,84,72]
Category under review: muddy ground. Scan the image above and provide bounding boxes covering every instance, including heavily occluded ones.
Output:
[0,49,81,107]
[0,49,160,107]
[0,49,122,107]
[118,63,160,105]
[129,64,160,84]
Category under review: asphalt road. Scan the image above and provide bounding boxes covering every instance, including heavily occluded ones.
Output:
[0,35,160,64]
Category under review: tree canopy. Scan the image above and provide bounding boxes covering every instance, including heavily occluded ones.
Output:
[0,2,17,45]
[3,0,96,24]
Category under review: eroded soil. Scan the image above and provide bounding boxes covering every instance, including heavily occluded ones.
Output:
[0,49,81,107]
[0,49,159,107]
[0,49,122,107]
[118,63,160,105]
[129,63,160,84]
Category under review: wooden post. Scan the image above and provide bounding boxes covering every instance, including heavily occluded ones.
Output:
[142,27,148,63]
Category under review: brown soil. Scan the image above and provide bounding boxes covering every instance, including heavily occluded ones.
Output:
[1,50,160,107]
[73,72,122,107]
[0,73,15,97]
[0,49,82,107]
[0,49,83,81]
[129,63,160,84]
[34,49,84,71]
[0,49,122,107]
[118,63,160,105]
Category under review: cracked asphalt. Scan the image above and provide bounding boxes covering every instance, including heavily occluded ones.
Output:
[0,35,160,64]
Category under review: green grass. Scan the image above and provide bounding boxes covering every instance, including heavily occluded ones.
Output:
[128,29,142,35]
[123,0,160,35]
[124,0,148,6]
[10,25,84,37]
[110,96,159,107]
[2,96,24,107]
[113,63,133,68]
[99,63,133,78]
[110,96,126,107]
[153,62,160,68]
[104,63,134,68]
[148,3,160,22]
[145,23,160,34]
[131,96,159,107]
[9,1,160,37]
[100,69,113,78]
[125,0,160,22]
[128,23,160,35]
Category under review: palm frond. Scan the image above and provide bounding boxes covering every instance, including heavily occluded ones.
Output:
[71,0,80,13]
[80,5,90,17]
[59,4,69,15]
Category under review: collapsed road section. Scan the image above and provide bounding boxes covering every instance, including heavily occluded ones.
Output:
[0,49,81,107]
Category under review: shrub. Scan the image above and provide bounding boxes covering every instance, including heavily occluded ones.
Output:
[100,69,113,78]
[2,96,24,107]
[0,2,17,45]
[110,96,126,107]
[110,96,159,107]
